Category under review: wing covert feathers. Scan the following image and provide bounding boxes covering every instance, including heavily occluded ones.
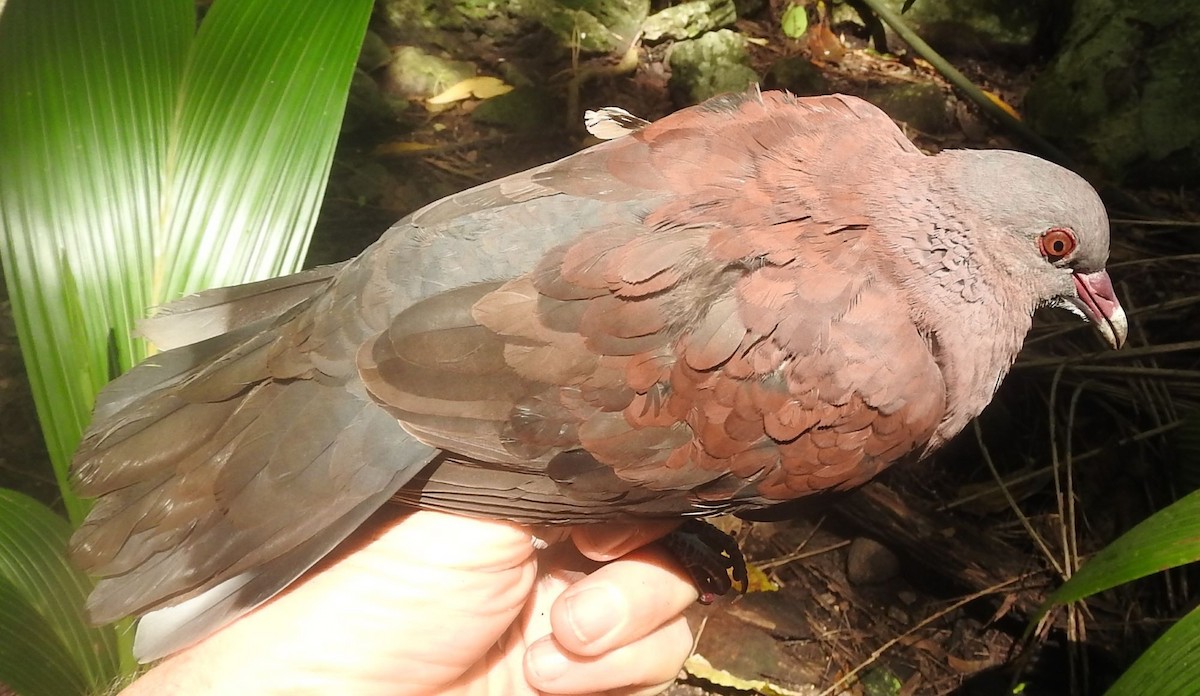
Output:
[363,91,949,512]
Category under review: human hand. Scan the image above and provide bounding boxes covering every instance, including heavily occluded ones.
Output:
[120,510,698,695]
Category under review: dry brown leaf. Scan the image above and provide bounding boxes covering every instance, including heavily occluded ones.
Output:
[946,654,995,673]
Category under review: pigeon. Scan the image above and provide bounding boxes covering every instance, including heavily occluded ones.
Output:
[69,90,1127,660]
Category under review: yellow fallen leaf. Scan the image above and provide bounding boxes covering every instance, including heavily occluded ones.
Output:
[745,561,780,593]
[684,654,809,696]
[427,76,513,105]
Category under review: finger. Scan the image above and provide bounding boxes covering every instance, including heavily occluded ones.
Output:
[128,512,539,696]
[550,545,698,657]
[525,615,692,695]
[572,521,679,561]
[296,511,538,689]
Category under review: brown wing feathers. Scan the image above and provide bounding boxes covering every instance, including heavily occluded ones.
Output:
[359,92,948,515]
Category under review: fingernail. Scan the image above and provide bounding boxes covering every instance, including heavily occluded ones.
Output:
[564,584,624,645]
[527,640,571,683]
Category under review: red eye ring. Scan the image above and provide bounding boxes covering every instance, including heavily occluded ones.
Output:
[1039,227,1077,262]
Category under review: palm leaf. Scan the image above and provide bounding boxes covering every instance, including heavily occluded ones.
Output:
[0,0,373,684]
[0,490,120,695]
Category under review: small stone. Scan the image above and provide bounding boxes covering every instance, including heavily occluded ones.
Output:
[846,537,900,585]
[643,0,736,42]
[520,0,650,53]
[382,46,475,100]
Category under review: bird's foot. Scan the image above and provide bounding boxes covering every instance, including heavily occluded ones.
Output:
[659,519,748,604]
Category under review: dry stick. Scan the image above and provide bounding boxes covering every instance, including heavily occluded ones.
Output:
[943,418,1185,511]
[757,540,851,572]
[1042,366,1200,379]
[756,514,830,572]
[816,576,1027,696]
[374,135,514,158]
[1110,218,1200,228]
[1047,367,1067,581]
[1046,367,1078,587]
[1017,340,1200,368]
[974,421,1064,578]
[1063,381,1093,694]
[1109,253,1200,269]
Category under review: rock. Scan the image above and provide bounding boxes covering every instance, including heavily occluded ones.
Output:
[764,56,831,96]
[668,29,759,104]
[358,31,393,72]
[382,46,476,100]
[833,0,1046,58]
[520,0,650,53]
[341,69,393,133]
[846,537,900,585]
[1025,0,1200,185]
[470,87,559,133]
[643,0,736,43]
[379,0,509,37]
[861,81,951,135]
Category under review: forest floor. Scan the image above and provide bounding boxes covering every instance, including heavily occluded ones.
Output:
[3,4,1197,695]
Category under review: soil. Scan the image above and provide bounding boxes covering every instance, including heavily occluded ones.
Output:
[3,3,1197,695]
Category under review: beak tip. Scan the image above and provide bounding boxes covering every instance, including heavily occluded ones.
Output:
[1071,269,1126,351]
[1100,306,1129,350]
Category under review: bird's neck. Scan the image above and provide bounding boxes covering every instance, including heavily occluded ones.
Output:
[920,283,1032,449]
[872,184,1035,450]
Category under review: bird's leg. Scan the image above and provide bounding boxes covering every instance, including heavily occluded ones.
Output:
[659,519,748,604]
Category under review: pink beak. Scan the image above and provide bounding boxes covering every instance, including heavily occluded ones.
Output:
[1071,270,1128,349]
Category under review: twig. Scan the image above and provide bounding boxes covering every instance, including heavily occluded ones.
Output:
[941,418,1185,510]
[1016,340,1200,368]
[1110,218,1200,228]
[975,420,1064,577]
[817,575,1027,696]
[1108,254,1200,269]
[1064,381,1092,694]
[757,540,851,571]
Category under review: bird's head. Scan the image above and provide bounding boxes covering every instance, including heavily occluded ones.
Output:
[934,149,1127,349]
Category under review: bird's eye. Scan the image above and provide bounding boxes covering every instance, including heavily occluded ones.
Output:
[1039,227,1077,262]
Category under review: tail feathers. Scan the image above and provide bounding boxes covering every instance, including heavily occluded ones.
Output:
[139,263,345,352]
[88,322,269,426]
[71,264,441,640]
[130,480,405,662]
[89,265,341,425]
[74,384,435,625]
